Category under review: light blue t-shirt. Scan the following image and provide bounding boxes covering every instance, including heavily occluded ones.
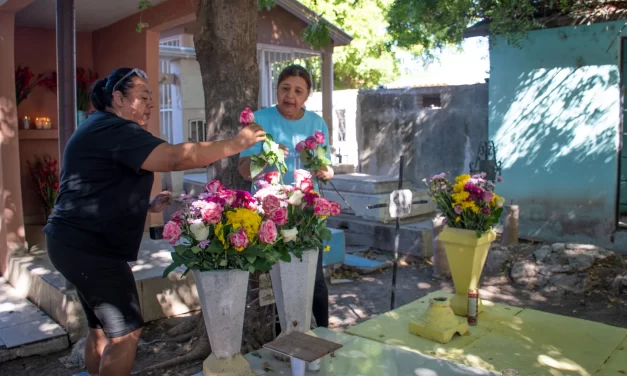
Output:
[240,106,331,188]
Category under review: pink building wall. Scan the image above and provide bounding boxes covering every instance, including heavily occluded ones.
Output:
[15,27,95,221]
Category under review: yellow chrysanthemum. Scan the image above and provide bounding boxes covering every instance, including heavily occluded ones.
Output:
[455,174,471,184]
[453,182,465,193]
[455,216,461,223]
[451,191,470,204]
[490,194,500,206]
[324,245,331,252]
[214,221,227,249]
[225,208,262,244]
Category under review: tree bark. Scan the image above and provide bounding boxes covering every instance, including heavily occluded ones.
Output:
[194,0,259,191]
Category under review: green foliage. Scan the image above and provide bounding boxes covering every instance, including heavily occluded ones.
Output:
[258,0,276,11]
[300,0,401,89]
[302,19,332,50]
[386,0,597,54]
[250,134,288,181]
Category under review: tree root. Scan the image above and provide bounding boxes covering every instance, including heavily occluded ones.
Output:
[135,333,211,374]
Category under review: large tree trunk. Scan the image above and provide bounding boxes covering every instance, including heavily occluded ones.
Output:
[194,0,259,190]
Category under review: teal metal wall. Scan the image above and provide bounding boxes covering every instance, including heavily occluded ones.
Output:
[489,20,623,250]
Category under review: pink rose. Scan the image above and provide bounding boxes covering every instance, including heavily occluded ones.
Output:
[263,195,281,215]
[314,130,325,144]
[264,171,280,185]
[239,107,255,126]
[270,207,288,226]
[295,141,306,152]
[300,177,314,193]
[217,190,237,207]
[329,201,341,216]
[229,228,249,251]
[204,180,224,195]
[171,210,185,225]
[304,136,317,150]
[201,201,224,224]
[163,221,182,245]
[294,169,312,186]
[313,198,332,217]
[258,220,278,244]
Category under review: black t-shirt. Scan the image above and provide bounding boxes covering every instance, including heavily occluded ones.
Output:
[44,111,166,261]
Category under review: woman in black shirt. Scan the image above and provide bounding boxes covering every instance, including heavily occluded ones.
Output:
[44,67,266,376]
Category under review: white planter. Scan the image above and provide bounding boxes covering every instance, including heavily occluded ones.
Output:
[192,269,253,376]
[270,248,319,335]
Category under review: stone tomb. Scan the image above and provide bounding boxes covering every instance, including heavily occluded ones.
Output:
[319,173,436,224]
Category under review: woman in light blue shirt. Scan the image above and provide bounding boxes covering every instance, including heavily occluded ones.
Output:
[238,64,334,331]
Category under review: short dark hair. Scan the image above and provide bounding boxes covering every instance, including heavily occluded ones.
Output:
[277,64,312,92]
[90,68,138,111]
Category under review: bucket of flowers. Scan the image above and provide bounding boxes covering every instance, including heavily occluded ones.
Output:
[161,181,282,375]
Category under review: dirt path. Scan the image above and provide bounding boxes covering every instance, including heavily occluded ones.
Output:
[1,247,625,376]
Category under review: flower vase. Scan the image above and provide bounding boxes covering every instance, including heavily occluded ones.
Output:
[408,296,468,344]
[270,248,319,336]
[77,110,86,127]
[439,226,496,316]
[192,269,253,376]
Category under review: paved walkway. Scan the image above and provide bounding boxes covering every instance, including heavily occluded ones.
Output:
[0,277,68,362]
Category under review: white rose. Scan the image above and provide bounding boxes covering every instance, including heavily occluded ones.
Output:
[496,197,505,208]
[281,228,299,243]
[287,190,305,206]
[189,220,210,241]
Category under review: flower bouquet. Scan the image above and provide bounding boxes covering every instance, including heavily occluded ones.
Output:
[425,172,504,238]
[162,180,284,276]
[15,65,45,106]
[296,131,331,181]
[27,154,59,212]
[253,169,341,260]
[161,180,283,375]
[425,172,505,316]
[239,107,288,181]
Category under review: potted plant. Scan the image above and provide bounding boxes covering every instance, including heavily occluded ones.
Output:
[15,65,44,106]
[27,154,59,221]
[425,172,505,316]
[162,181,283,376]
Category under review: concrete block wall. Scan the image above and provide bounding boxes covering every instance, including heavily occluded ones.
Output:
[356,84,489,186]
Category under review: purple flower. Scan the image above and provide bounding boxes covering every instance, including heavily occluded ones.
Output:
[454,205,463,214]
[199,240,210,249]
[497,176,504,183]
[482,190,493,203]
[464,183,484,200]
[482,207,491,214]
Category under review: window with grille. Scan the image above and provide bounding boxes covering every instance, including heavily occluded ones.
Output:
[188,119,207,142]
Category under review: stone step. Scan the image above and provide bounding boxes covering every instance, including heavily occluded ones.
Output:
[327,214,433,258]
[324,173,419,194]
[343,254,389,274]
[0,277,69,363]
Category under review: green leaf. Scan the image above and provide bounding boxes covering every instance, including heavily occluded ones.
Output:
[280,252,292,262]
[191,246,202,254]
[174,244,187,255]
[162,262,180,278]
[246,255,257,264]
[250,156,266,178]
[219,258,228,267]
[320,227,332,241]
[257,0,276,11]
[208,240,224,254]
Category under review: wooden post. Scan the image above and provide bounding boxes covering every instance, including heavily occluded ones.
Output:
[56,0,76,289]
[321,50,333,146]
[502,204,519,246]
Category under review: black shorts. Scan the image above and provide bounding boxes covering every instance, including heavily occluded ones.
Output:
[46,234,144,338]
